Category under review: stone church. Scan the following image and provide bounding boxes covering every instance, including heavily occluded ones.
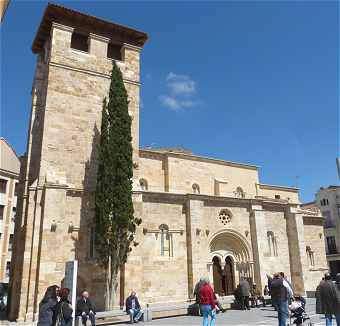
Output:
[10,3,328,322]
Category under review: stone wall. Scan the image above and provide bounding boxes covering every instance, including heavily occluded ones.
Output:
[263,210,291,278]
[303,217,328,293]
[126,194,189,304]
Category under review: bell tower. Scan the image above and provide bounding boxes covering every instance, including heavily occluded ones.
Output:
[9,4,147,321]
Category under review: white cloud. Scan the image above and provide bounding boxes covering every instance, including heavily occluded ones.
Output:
[159,95,180,111]
[159,96,199,111]
[166,72,196,95]
[159,72,200,111]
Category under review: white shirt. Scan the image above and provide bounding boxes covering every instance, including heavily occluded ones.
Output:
[283,279,293,298]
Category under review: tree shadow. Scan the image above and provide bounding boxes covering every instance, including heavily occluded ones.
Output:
[72,124,106,311]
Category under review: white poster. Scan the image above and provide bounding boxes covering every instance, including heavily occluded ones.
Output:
[65,260,78,326]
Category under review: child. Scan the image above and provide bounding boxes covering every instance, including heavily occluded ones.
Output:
[289,295,306,326]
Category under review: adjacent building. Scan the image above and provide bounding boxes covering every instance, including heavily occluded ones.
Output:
[0,138,20,283]
[316,186,340,276]
[9,3,328,322]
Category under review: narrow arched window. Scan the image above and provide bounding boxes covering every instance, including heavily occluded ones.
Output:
[192,183,200,194]
[159,224,173,257]
[306,246,315,266]
[267,231,278,256]
[139,178,148,191]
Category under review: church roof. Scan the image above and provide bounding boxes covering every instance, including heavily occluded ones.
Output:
[32,3,148,53]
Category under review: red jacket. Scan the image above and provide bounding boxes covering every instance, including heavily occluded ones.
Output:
[199,284,216,309]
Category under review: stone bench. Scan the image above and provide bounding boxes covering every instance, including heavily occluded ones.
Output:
[144,302,194,321]
[76,310,134,325]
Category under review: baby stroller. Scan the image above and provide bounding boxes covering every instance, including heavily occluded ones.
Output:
[289,296,313,326]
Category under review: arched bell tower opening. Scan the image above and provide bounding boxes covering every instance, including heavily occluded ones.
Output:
[209,230,253,296]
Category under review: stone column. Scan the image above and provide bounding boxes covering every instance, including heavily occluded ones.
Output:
[49,22,74,59]
[185,198,204,298]
[249,205,267,291]
[286,206,308,294]
[88,33,110,58]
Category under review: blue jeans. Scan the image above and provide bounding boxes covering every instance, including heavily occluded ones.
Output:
[128,308,143,323]
[325,314,340,326]
[200,304,216,326]
[272,299,288,326]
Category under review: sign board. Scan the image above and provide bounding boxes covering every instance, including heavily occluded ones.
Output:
[65,260,78,326]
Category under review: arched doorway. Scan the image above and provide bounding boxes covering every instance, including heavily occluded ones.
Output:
[224,256,234,295]
[209,230,253,295]
[212,256,223,295]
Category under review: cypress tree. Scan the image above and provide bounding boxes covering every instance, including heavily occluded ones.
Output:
[95,61,141,309]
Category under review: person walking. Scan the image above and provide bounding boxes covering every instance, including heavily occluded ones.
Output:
[37,285,59,326]
[270,273,292,326]
[76,290,96,326]
[239,278,250,310]
[318,273,339,326]
[54,288,73,326]
[199,277,216,326]
[194,278,204,316]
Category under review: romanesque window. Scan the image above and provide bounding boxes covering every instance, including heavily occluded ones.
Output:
[275,195,281,199]
[235,187,245,198]
[159,224,173,257]
[192,183,200,194]
[218,209,232,226]
[139,179,148,191]
[267,231,278,256]
[306,246,315,266]
[71,32,89,52]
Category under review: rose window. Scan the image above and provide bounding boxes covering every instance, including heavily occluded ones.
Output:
[218,210,232,225]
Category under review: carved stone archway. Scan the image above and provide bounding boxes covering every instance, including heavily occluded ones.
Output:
[208,230,254,296]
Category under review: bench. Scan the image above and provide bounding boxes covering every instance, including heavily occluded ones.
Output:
[75,310,136,326]
[145,302,194,321]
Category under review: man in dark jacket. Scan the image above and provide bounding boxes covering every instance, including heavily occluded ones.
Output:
[125,291,143,324]
[270,273,292,326]
[239,278,250,310]
[318,273,338,325]
[76,291,96,326]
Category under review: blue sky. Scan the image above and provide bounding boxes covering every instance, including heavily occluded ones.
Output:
[1,1,339,202]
